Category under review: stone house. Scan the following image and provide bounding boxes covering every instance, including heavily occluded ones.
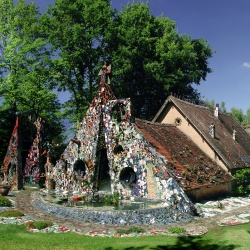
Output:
[150,95,250,199]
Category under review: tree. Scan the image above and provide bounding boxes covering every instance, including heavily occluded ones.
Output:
[105,2,213,119]
[246,108,250,124]
[220,101,227,113]
[0,0,64,162]
[43,0,114,122]
[204,99,227,113]
[204,99,215,109]
[230,107,246,125]
[0,0,63,136]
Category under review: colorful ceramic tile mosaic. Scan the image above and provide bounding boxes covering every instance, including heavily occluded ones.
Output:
[23,118,45,186]
[2,117,22,189]
[50,64,196,218]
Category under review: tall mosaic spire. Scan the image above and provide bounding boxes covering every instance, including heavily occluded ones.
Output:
[3,117,22,190]
[23,117,45,187]
[92,62,116,107]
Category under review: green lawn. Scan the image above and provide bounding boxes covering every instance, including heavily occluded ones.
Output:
[0,223,249,250]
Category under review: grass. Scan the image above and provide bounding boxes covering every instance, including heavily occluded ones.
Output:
[0,222,249,250]
[168,226,186,234]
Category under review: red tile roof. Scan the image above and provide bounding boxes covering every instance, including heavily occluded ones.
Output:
[153,96,250,170]
[135,118,232,191]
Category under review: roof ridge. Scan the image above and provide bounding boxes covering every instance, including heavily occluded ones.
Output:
[135,118,175,127]
[170,95,233,116]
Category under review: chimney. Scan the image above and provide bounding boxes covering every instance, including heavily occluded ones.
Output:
[214,103,219,118]
[209,123,215,138]
[232,129,236,140]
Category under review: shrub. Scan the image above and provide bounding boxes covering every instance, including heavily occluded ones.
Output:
[0,210,24,217]
[103,192,119,206]
[233,169,250,195]
[116,227,146,234]
[168,227,186,234]
[0,196,12,207]
[27,220,53,230]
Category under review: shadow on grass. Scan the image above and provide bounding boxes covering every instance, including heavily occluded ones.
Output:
[153,236,238,250]
[105,236,238,250]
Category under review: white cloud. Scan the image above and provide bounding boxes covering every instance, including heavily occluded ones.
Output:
[242,62,250,68]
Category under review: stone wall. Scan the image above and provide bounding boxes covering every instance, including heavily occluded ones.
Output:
[186,183,229,202]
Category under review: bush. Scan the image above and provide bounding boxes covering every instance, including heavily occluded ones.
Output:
[168,227,186,234]
[0,210,24,217]
[0,196,12,207]
[116,227,146,234]
[27,220,53,230]
[103,192,119,206]
[233,169,250,195]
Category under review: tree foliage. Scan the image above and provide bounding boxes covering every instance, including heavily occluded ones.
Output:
[230,107,246,125]
[204,99,215,110]
[0,0,64,165]
[204,99,227,113]
[43,0,114,122]
[0,1,63,126]
[105,2,213,119]
[246,107,250,124]
[0,0,214,147]
[233,168,250,195]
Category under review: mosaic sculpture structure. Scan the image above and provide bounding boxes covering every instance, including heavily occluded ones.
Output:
[2,117,22,190]
[50,63,196,216]
[23,117,45,186]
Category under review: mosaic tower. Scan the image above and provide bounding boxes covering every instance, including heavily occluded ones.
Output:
[23,117,45,187]
[51,62,196,216]
[2,117,23,190]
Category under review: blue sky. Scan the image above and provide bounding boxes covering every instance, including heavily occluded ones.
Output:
[27,0,250,114]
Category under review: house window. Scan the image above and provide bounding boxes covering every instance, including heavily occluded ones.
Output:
[175,117,182,126]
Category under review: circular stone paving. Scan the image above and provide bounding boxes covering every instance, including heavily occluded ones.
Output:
[32,191,195,225]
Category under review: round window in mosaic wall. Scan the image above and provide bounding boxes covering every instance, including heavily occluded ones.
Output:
[119,167,136,190]
[114,144,123,155]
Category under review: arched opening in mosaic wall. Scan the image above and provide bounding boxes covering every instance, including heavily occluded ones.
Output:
[119,167,136,190]
[97,148,111,191]
[7,163,16,178]
[73,159,86,179]
[111,103,126,123]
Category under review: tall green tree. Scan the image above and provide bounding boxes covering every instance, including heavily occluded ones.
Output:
[204,99,227,113]
[220,101,227,113]
[44,0,114,122]
[204,99,215,110]
[231,107,246,125]
[0,0,64,153]
[246,107,250,124]
[105,2,213,119]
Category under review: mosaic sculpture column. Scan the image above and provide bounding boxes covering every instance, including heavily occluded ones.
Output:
[2,117,23,190]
